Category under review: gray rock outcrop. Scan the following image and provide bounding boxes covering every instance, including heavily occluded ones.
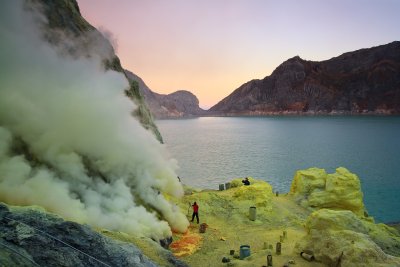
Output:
[0,204,159,267]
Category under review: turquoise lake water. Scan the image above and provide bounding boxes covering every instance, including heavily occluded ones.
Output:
[157,116,400,223]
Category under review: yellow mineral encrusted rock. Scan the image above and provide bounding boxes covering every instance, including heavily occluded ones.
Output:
[295,209,400,267]
[305,209,368,233]
[290,167,327,194]
[231,178,273,209]
[181,178,274,224]
[290,167,365,216]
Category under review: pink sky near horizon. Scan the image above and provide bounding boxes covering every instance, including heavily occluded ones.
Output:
[77,0,400,109]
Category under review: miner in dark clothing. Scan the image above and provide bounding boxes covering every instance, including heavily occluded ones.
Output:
[242,177,250,186]
[191,202,199,224]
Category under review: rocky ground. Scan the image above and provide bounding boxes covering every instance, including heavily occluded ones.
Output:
[169,168,400,267]
[0,204,185,267]
[1,168,399,267]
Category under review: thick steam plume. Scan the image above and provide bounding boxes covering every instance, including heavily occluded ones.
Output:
[0,1,189,239]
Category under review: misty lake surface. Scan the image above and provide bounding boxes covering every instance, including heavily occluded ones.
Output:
[157,116,400,223]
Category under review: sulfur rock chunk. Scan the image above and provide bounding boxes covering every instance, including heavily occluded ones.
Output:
[306,209,368,233]
[231,178,273,210]
[295,209,400,267]
[290,167,365,216]
[290,167,327,194]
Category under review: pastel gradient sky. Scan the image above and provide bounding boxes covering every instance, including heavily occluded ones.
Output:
[77,0,400,109]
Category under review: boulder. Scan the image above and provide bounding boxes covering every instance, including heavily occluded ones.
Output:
[290,167,365,216]
[295,209,400,266]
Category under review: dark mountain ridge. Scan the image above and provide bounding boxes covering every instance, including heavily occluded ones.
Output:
[125,70,206,119]
[210,41,400,115]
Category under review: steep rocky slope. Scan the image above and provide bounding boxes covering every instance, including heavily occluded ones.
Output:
[125,70,206,119]
[210,41,400,115]
[1,0,189,247]
[36,0,162,141]
[1,1,191,265]
[0,204,187,267]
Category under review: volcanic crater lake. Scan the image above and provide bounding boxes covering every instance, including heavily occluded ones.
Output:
[157,116,400,223]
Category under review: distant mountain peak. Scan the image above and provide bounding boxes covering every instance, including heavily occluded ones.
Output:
[210,41,400,115]
[288,55,303,61]
[124,70,206,119]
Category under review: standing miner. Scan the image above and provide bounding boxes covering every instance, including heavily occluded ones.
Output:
[191,202,199,224]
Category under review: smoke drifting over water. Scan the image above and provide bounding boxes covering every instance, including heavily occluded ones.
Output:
[0,1,188,239]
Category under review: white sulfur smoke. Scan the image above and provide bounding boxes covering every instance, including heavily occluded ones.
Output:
[0,1,189,239]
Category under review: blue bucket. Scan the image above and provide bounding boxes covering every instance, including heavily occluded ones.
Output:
[239,245,251,259]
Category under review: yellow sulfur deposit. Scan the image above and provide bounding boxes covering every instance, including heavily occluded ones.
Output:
[177,177,274,225]
[296,209,400,266]
[230,177,274,212]
[166,168,400,267]
[290,167,365,216]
